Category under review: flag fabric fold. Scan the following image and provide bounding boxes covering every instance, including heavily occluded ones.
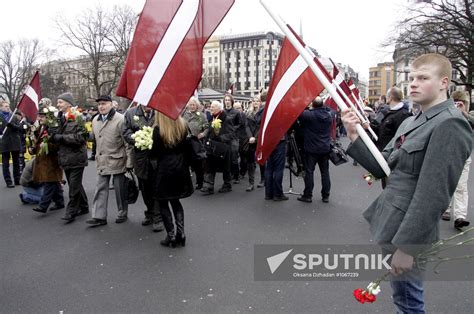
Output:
[256,28,326,165]
[17,71,41,122]
[116,0,235,119]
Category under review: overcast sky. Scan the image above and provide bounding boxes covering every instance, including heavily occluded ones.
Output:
[1,0,411,80]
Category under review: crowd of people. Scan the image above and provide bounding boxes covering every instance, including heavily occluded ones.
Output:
[1,52,473,312]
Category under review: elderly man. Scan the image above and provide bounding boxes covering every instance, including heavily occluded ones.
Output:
[49,92,89,223]
[86,95,132,226]
[201,101,236,194]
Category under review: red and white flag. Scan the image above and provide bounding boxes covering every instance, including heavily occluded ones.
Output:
[116,0,235,119]
[347,78,360,100]
[226,83,235,95]
[256,29,325,165]
[330,59,357,106]
[17,71,41,122]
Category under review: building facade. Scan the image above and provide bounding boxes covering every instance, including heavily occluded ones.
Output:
[368,62,394,104]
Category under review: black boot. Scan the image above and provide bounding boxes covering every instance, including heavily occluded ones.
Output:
[175,210,185,247]
[160,233,176,248]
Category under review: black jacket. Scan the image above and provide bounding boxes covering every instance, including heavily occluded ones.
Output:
[298,106,334,154]
[150,126,193,200]
[0,113,22,153]
[50,112,88,169]
[371,107,412,151]
[123,106,155,179]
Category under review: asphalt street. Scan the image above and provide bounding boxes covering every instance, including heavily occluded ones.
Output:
[1,142,473,313]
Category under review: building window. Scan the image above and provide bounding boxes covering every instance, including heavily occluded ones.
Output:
[214,56,218,63]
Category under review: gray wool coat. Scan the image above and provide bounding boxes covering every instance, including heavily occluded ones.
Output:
[347,99,472,256]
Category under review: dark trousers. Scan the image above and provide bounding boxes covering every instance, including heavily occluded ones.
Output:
[203,154,232,190]
[190,158,204,187]
[230,140,240,180]
[242,147,256,185]
[64,167,88,216]
[2,151,20,185]
[39,182,64,210]
[138,176,161,223]
[303,152,331,198]
[259,164,265,183]
[264,141,286,198]
[157,199,184,237]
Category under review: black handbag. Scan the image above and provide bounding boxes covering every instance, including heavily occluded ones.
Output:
[329,142,348,166]
[189,136,207,160]
[204,139,229,159]
[125,170,139,204]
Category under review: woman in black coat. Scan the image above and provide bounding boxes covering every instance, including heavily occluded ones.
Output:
[151,112,193,248]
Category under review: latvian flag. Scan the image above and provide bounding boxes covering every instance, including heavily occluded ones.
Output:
[17,71,42,122]
[116,0,235,120]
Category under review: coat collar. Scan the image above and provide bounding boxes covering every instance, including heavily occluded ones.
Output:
[401,99,453,136]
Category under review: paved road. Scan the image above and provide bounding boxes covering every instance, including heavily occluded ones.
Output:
[1,143,473,313]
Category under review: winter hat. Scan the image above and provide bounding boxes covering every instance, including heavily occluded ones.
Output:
[57,92,74,106]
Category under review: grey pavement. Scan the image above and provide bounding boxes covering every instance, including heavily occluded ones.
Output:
[1,142,473,313]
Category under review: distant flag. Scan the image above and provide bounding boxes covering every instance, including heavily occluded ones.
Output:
[17,71,42,122]
[116,0,235,119]
[256,26,325,165]
[226,83,235,95]
[347,78,360,101]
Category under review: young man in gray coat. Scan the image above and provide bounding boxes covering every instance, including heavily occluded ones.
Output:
[86,95,132,226]
[342,53,472,313]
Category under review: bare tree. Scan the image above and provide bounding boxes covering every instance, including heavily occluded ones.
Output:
[0,39,42,107]
[385,0,473,94]
[55,5,137,98]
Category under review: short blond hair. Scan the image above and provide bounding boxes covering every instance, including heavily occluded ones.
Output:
[411,53,452,84]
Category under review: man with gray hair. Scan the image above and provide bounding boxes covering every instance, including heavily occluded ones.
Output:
[368,87,411,151]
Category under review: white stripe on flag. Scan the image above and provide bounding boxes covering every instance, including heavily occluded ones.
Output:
[261,55,308,144]
[24,85,39,109]
[133,0,200,106]
[333,73,344,85]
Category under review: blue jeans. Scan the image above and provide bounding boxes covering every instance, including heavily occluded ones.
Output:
[264,141,286,198]
[383,249,425,313]
[21,186,44,204]
[39,182,64,210]
[303,152,330,198]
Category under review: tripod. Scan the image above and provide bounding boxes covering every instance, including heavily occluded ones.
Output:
[284,131,302,196]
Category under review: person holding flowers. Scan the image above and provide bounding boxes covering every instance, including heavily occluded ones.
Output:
[342,53,472,312]
[49,92,89,223]
[30,100,64,214]
[86,95,132,226]
[200,101,236,195]
[123,104,164,232]
[150,111,193,248]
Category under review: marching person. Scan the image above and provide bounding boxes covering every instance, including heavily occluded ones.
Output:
[342,53,472,313]
[201,101,235,194]
[150,112,193,248]
[223,94,244,183]
[297,97,333,203]
[30,102,64,213]
[86,95,132,226]
[123,103,164,231]
[0,100,22,188]
[183,97,209,190]
[49,92,89,223]
[242,97,261,191]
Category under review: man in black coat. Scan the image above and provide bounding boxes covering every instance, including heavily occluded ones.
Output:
[123,104,163,231]
[223,94,244,183]
[297,97,334,203]
[49,92,89,223]
[201,101,236,194]
[370,87,412,151]
[0,100,22,188]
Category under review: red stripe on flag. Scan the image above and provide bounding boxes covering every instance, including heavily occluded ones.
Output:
[256,34,325,165]
[116,0,235,119]
[17,71,41,122]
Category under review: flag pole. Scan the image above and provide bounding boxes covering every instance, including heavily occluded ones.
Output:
[260,0,390,176]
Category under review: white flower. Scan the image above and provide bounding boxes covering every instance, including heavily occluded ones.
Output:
[133,115,139,122]
[366,282,381,295]
[196,112,201,116]
[23,124,27,130]
[48,106,58,113]
[42,108,49,113]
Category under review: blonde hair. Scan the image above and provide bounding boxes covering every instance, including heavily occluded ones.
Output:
[154,111,187,147]
[411,53,452,84]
